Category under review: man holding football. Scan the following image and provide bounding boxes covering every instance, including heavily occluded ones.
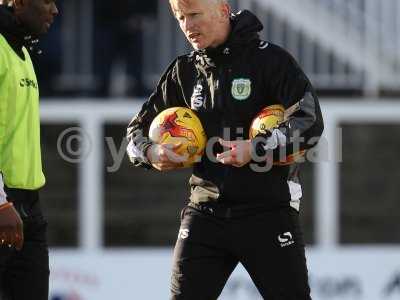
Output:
[127,0,324,299]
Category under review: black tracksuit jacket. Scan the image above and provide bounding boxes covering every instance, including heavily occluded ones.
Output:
[127,10,324,210]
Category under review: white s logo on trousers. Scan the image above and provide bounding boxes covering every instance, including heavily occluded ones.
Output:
[278,232,294,247]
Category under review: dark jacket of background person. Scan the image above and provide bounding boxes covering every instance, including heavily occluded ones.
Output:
[94,0,157,97]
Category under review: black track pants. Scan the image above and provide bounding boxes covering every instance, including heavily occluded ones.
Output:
[170,204,311,300]
[0,188,49,300]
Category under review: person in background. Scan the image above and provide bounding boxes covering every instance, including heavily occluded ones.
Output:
[94,0,157,97]
[0,0,58,299]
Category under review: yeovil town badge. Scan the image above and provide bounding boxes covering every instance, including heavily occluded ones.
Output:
[231,78,251,100]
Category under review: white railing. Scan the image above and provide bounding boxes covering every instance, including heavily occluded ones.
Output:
[251,0,399,93]
[158,0,400,94]
[41,99,400,250]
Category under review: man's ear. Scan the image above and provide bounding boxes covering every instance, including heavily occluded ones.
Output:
[220,3,231,19]
[215,3,230,23]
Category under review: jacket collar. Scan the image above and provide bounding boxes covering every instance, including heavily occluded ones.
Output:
[0,5,41,57]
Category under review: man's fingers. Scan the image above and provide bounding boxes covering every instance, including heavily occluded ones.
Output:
[0,222,24,250]
[161,147,187,163]
[171,142,183,151]
[217,150,238,165]
[232,162,245,168]
[219,156,236,165]
[154,144,187,170]
[7,230,15,249]
[169,151,187,163]
[218,138,234,149]
[0,232,6,245]
[153,161,184,171]
[14,233,23,251]
[152,157,185,171]
[163,142,182,151]
[0,228,13,248]
[216,150,234,160]
[150,143,188,166]
[15,222,24,251]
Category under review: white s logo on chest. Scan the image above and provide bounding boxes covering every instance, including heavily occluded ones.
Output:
[191,84,204,109]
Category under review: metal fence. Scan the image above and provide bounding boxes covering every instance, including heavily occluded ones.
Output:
[158,0,400,95]
[41,99,400,250]
[52,0,400,96]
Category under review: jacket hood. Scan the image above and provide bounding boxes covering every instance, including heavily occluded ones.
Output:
[194,10,263,67]
[227,10,263,48]
[0,5,41,55]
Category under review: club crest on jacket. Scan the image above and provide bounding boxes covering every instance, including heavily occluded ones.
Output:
[231,78,251,100]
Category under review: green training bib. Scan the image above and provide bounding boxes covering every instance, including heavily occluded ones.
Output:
[0,34,45,190]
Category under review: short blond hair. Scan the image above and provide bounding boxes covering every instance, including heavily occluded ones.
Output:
[169,0,228,7]
[169,0,229,16]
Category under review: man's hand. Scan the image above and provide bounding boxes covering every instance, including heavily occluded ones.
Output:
[0,202,24,251]
[146,143,187,171]
[216,138,252,167]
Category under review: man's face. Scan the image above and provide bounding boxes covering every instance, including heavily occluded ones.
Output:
[15,0,58,35]
[171,0,229,50]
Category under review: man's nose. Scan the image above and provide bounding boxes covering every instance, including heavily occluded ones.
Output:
[184,18,195,32]
[51,2,59,16]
